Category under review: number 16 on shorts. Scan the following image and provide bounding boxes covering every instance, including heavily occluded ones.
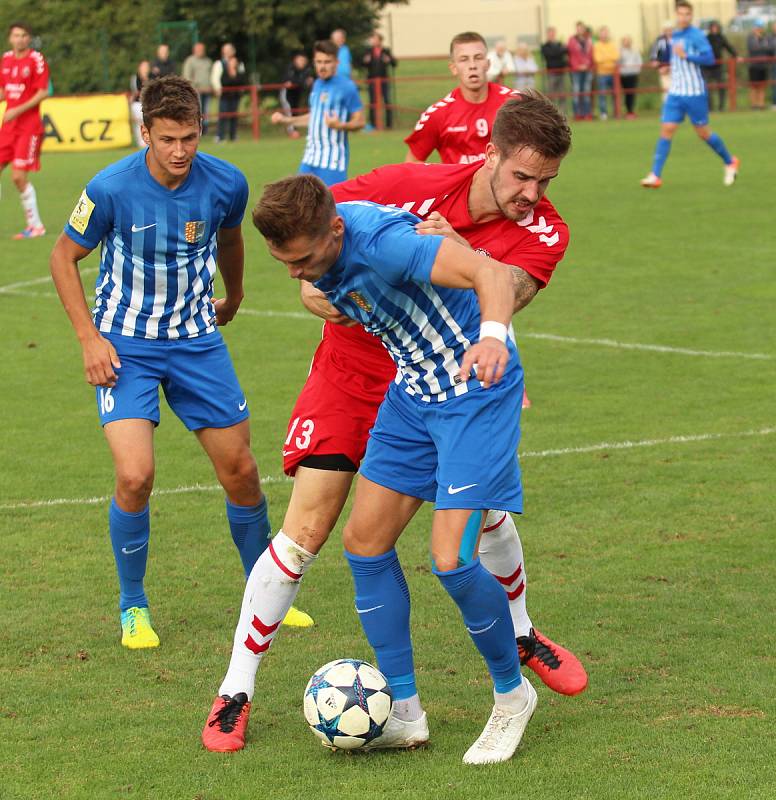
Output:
[99,387,115,415]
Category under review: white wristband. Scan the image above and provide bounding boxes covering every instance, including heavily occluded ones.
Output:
[479,321,507,343]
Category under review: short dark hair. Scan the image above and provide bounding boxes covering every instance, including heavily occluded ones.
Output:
[8,20,32,35]
[449,31,487,56]
[313,40,339,58]
[141,75,201,129]
[253,175,336,246]
[676,1,693,11]
[491,91,572,160]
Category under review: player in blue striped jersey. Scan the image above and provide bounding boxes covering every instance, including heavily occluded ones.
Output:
[271,39,364,186]
[253,175,536,764]
[641,1,738,188]
[50,76,280,649]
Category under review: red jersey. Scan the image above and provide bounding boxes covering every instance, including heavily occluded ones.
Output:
[404,83,521,164]
[0,49,48,133]
[328,160,569,360]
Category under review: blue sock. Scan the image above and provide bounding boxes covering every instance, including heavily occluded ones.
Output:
[226,496,271,578]
[109,499,150,612]
[651,137,672,177]
[345,549,416,700]
[705,132,732,164]
[434,558,522,693]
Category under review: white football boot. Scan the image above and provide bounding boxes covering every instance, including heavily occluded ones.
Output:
[361,711,429,750]
[723,156,739,186]
[463,678,537,765]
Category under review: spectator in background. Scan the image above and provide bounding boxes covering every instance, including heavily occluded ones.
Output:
[618,35,642,119]
[129,60,150,147]
[568,21,594,119]
[540,27,568,111]
[150,43,176,79]
[218,54,246,141]
[183,42,214,134]
[211,43,243,141]
[279,52,313,139]
[593,26,619,120]
[703,21,736,111]
[649,22,673,100]
[362,32,397,129]
[747,22,772,110]
[331,28,352,79]
[512,42,539,89]
[487,39,515,84]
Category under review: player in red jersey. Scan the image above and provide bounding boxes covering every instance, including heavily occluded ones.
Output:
[0,21,48,239]
[202,95,587,754]
[406,31,538,408]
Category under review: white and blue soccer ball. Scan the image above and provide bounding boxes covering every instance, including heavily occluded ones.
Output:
[303,658,393,749]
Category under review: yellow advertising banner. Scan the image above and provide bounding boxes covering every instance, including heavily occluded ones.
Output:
[1,94,132,152]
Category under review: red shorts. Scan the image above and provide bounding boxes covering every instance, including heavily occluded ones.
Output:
[0,125,43,171]
[282,330,397,476]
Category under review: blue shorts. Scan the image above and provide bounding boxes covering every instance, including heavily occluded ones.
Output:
[661,93,709,126]
[299,162,347,187]
[360,376,524,512]
[96,331,249,431]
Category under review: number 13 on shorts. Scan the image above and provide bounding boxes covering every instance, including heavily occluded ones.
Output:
[285,416,315,453]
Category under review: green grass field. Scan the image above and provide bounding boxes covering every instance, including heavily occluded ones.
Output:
[1,111,775,800]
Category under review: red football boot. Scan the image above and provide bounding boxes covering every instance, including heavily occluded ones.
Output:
[202,693,251,752]
[518,628,588,696]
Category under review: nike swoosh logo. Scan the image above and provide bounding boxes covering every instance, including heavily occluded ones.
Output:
[131,223,156,233]
[447,482,478,495]
[121,542,148,555]
[466,619,499,635]
[282,450,295,456]
[238,399,247,411]
[355,604,384,614]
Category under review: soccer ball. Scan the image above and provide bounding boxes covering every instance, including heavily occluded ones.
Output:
[303,658,393,749]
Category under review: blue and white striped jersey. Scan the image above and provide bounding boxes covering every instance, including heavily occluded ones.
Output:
[64,149,248,340]
[313,201,521,403]
[669,26,714,96]
[302,74,362,173]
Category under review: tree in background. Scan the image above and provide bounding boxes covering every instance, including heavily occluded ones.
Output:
[0,0,404,94]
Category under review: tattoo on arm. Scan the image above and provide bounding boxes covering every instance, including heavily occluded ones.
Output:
[511,266,540,313]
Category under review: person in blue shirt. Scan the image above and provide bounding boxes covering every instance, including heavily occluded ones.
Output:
[331,28,353,78]
[271,39,364,186]
[49,76,289,650]
[252,174,538,765]
[641,0,738,188]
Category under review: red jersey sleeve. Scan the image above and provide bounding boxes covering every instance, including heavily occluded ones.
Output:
[505,198,569,288]
[332,164,411,203]
[403,100,444,161]
[30,51,49,92]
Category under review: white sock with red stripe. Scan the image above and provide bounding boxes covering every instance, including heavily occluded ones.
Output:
[477,510,533,638]
[218,530,316,700]
[20,183,43,229]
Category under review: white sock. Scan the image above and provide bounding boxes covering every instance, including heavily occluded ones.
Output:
[20,183,43,229]
[218,530,316,700]
[494,680,530,712]
[477,510,533,638]
[392,693,424,722]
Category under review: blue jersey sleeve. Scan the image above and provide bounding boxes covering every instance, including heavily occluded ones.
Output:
[345,80,363,114]
[358,209,444,285]
[686,30,714,66]
[63,177,113,250]
[222,169,249,228]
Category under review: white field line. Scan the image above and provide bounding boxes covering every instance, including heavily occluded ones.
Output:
[0,267,98,296]
[3,426,773,512]
[0,277,771,363]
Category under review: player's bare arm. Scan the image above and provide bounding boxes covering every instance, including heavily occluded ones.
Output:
[429,238,514,387]
[416,212,540,313]
[404,149,422,163]
[2,87,47,124]
[213,225,245,326]
[271,110,310,128]
[299,280,354,325]
[325,109,365,131]
[50,233,121,388]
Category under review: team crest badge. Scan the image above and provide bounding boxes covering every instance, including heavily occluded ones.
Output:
[347,291,372,313]
[184,220,206,243]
